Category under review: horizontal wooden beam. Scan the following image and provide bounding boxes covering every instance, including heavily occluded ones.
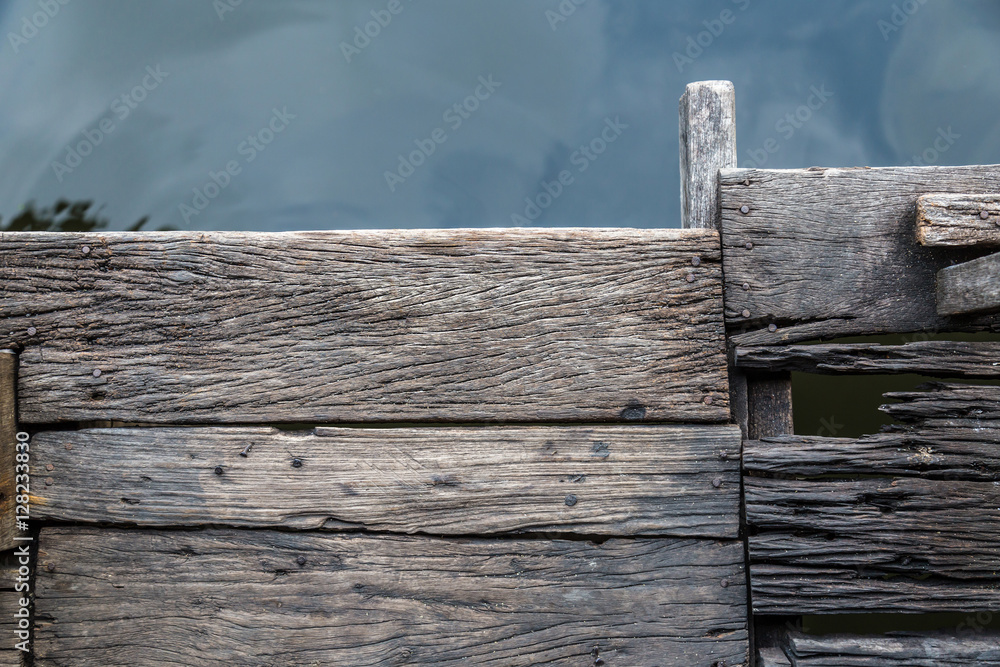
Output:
[917,192,1000,247]
[746,382,1000,614]
[0,229,730,424]
[937,251,1000,316]
[881,382,1000,421]
[781,629,1000,665]
[33,527,749,666]
[719,165,1000,344]
[30,424,742,537]
[735,341,1000,378]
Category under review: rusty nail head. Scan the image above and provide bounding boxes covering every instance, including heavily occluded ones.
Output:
[745,241,754,250]
[742,309,751,318]
[45,477,54,486]
[981,210,991,220]
[64,443,73,451]
[46,562,55,572]
[296,556,307,566]
[721,579,730,588]
[214,466,224,476]
[719,451,729,460]
[45,463,54,472]
[81,246,91,255]
[768,323,778,332]
[291,458,303,468]
[742,282,750,291]
[26,327,36,336]
[92,369,102,378]
[712,477,723,488]
[703,396,713,405]
[686,273,696,283]
[743,179,750,186]
[565,494,578,507]
[691,256,701,267]
[239,443,253,458]
[740,205,750,215]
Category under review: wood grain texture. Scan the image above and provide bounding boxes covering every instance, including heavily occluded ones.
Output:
[783,630,1000,666]
[680,80,737,230]
[747,374,793,439]
[735,341,1000,378]
[0,590,24,667]
[0,229,729,425]
[719,165,1000,345]
[746,380,1000,614]
[33,527,749,667]
[917,192,1000,247]
[0,351,17,551]
[881,382,1000,422]
[937,251,1000,315]
[30,425,742,537]
[757,646,792,667]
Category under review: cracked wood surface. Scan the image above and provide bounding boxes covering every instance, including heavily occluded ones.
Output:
[33,527,749,667]
[719,165,1000,344]
[0,229,729,424]
[29,424,742,537]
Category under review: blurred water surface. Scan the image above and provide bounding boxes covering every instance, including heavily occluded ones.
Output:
[0,0,997,231]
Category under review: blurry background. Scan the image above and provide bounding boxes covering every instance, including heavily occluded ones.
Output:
[0,0,997,232]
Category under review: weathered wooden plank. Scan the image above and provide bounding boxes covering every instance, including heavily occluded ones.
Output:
[747,379,1000,614]
[917,192,1000,247]
[757,646,792,667]
[0,229,729,424]
[744,433,1000,481]
[937,251,1000,316]
[735,341,1000,378]
[747,374,793,439]
[0,351,17,551]
[33,527,749,666]
[0,590,25,666]
[785,630,1000,665]
[747,476,1000,580]
[680,80,737,230]
[750,563,1000,614]
[30,425,742,537]
[719,165,1000,345]
[881,382,1000,422]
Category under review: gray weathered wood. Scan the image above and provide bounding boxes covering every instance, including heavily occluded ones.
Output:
[917,192,1000,247]
[757,646,792,667]
[30,424,742,537]
[881,382,1000,422]
[937,251,1000,315]
[784,630,1000,665]
[0,229,730,424]
[719,165,1000,344]
[0,590,24,667]
[680,80,737,230]
[747,380,1000,613]
[744,432,1000,481]
[736,341,1000,378]
[747,374,793,439]
[33,526,749,666]
[0,351,17,551]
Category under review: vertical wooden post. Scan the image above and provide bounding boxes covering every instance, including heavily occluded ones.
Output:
[0,350,17,550]
[747,373,794,439]
[679,80,737,229]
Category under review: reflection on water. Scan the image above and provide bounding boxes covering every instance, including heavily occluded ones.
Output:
[0,0,997,231]
[0,199,154,233]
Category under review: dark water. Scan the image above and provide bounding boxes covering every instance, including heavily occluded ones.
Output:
[0,0,998,231]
